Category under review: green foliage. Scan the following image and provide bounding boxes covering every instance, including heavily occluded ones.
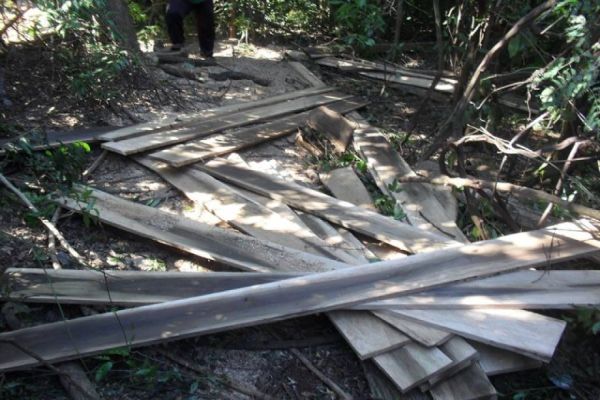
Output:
[330,0,385,48]
[563,308,600,335]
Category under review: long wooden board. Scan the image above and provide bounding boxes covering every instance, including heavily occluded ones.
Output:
[429,363,497,400]
[468,341,542,376]
[57,187,344,273]
[389,309,566,362]
[198,158,460,253]
[426,337,478,387]
[373,342,453,392]
[360,71,456,93]
[98,86,333,142]
[350,116,467,242]
[319,167,375,211]
[1,220,598,371]
[148,97,367,167]
[374,311,453,347]
[102,92,351,155]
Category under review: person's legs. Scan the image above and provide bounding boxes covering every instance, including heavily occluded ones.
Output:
[194,0,215,57]
[165,0,192,49]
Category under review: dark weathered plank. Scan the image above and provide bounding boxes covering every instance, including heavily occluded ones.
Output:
[102,92,351,155]
[198,158,460,253]
[0,220,598,371]
[149,98,366,167]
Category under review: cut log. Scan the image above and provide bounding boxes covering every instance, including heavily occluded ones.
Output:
[0,220,597,371]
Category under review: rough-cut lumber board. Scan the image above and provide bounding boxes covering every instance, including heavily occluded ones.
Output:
[425,337,478,387]
[198,158,460,253]
[1,220,598,371]
[429,363,497,400]
[288,61,327,87]
[103,91,351,155]
[360,270,600,309]
[319,167,375,211]
[360,71,455,93]
[57,187,344,273]
[0,268,296,305]
[328,310,410,359]
[307,106,356,153]
[350,115,467,242]
[0,127,108,156]
[469,341,542,376]
[374,311,452,347]
[135,157,357,263]
[390,309,566,362]
[149,97,367,167]
[98,86,333,142]
[363,361,431,400]
[373,342,453,393]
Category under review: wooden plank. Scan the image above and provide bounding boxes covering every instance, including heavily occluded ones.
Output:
[307,106,356,153]
[363,361,431,400]
[1,220,598,371]
[288,61,327,87]
[135,157,358,264]
[360,270,600,309]
[1,268,298,306]
[429,362,497,400]
[328,311,410,359]
[360,71,456,93]
[469,341,542,376]
[57,187,344,273]
[373,342,453,393]
[319,167,375,211]
[102,91,351,155]
[425,337,478,388]
[350,116,467,242]
[98,86,333,141]
[198,158,460,253]
[374,311,452,347]
[149,97,367,167]
[390,309,566,362]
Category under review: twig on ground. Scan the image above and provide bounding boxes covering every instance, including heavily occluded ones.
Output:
[48,207,62,270]
[82,150,108,179]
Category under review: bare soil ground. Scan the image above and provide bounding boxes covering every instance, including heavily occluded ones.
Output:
[1,40,599,400]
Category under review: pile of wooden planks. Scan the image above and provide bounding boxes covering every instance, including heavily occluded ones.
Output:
[2,77,599,400]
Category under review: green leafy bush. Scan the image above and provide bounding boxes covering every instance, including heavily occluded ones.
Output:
[331,0,385,48]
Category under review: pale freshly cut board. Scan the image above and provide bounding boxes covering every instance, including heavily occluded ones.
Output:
[57,187,344,273]
[390,309,566,362]
[1,268,298,306]
[103,91,351,155]
[360,269,600,309]
[429,362,497,400]
[135,157,357,263]
[328,310,410,359]
[98,86,333,141]
[374,311,452,347]
[319,167,375,211]
[149,97,367,167]
[1,220,598,371]
[469,341,542,376]
[350,116,467,242]
[373,342,453,392]
[360,71,456,93]
[198,158,460,253]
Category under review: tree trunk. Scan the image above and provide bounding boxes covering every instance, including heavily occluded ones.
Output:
[105,0,139,52]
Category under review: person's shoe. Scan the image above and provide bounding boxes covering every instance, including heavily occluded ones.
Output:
[200,50,214,59]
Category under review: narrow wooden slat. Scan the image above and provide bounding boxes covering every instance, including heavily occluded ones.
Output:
[198,158,460,253]
[57,187,344,273]
[360,71,456,93]
[1,220,598,371]
[390,309,566,362]
[98,86,333,141]
[307,106,356,153]
[429,363,497,400]
[328,310,410,359]
[373,342,453,393]
[148,97,366,167]
[374,311,452,347]
[469,341,542,376]
[426,337,478,387]
[319,167,375,211]
[102,91,351,155]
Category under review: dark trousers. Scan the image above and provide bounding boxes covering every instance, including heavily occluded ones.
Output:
[166,0,215,56]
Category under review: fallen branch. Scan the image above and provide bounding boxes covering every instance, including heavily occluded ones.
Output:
[0,173,87,265]
[395,174,600,221]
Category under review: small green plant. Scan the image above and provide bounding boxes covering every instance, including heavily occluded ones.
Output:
[330,0,385,48]
[563,309,600,335]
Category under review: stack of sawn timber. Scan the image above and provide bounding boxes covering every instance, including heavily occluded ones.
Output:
[2,85,600,400]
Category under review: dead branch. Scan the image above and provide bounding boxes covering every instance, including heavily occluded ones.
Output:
[48,208,62,270]
[421,0,558,160]
[395,173,600,221]
[82,150,108,179]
